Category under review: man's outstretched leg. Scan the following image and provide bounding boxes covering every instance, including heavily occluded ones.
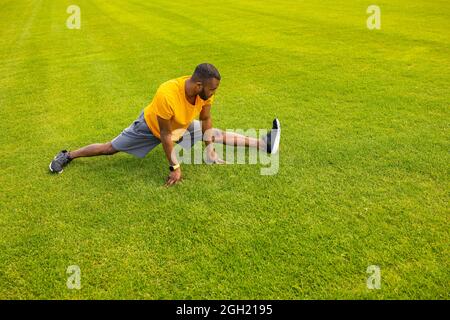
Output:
[49,142,118,174]
[68,142,118,159]
[210,119,281,154]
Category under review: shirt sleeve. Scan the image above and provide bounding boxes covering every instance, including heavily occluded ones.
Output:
[153,88,174,120]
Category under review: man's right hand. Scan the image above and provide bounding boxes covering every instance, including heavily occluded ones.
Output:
[165,168,182,187]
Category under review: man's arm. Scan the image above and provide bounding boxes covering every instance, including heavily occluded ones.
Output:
[199,105,226,164]
[199,104,214,148]
[157,116,182,186]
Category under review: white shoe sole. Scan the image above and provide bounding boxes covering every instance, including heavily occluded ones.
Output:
[271,119,281,154]
[49,162,63,174]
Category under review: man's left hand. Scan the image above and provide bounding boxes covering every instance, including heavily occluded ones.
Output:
[206,150,227,164]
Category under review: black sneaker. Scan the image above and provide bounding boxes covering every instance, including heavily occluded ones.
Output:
[263,118,281,154]
[49,150,72,174]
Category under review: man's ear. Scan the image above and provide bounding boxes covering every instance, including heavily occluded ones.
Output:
[195,81,203,89]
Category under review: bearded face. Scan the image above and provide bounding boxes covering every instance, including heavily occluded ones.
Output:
[196,78,220,101]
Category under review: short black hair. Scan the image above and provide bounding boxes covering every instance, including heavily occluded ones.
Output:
[192,63,221,82]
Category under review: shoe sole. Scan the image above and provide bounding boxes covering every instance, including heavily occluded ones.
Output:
[271,119,281,154]
[49,162,63,174]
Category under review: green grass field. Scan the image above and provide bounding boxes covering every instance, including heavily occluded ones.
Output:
[0,0,448,299]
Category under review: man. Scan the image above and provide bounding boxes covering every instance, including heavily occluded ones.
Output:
[49,63,281,186]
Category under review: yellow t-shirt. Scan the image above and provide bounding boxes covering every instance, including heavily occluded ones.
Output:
[143,76,214,141]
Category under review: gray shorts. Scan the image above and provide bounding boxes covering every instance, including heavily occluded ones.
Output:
[111,111,203,158]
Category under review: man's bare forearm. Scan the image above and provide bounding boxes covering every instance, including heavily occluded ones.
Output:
[160,132,178,165]
[201,116,214,148]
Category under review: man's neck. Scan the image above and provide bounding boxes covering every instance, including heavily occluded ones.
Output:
[184,78,197,105]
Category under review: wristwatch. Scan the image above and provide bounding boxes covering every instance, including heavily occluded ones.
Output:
[169,163,180,172]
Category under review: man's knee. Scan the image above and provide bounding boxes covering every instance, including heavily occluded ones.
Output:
[203,128,223,142]
[103,142,118,155]
[211,128,224,142]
